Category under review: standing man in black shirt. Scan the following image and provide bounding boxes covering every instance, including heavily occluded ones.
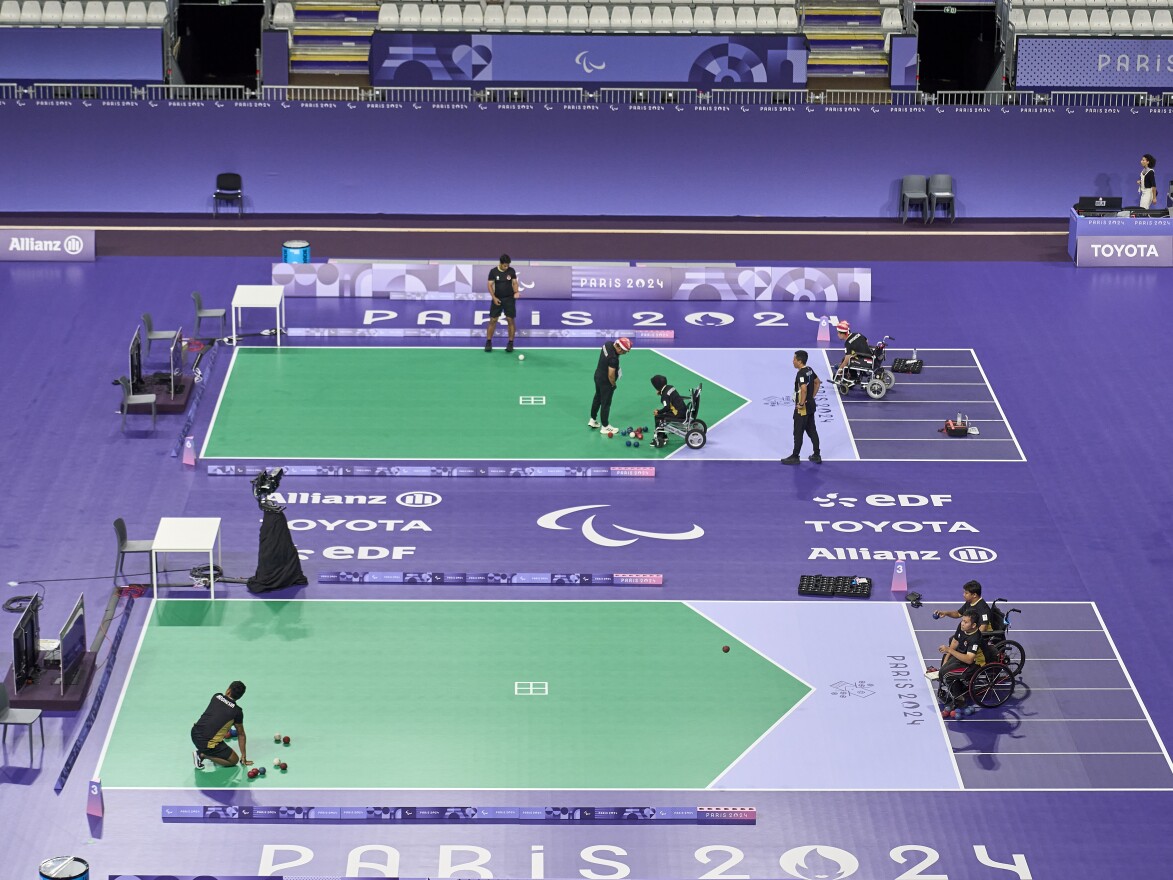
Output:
[191,680,251,769]
[781,349,822,465]
[588,337,632,434]
[485,254,520,353]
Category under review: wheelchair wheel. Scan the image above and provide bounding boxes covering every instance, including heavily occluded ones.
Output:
[995,639,1026,677]
[880,370,894,388]
[866,379,887,400]
[969,664,1016,708]
[836,381,850,395]
[685,428,707,449]
[691,419,707,433]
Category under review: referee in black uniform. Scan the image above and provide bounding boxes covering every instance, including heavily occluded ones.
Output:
[781,350,821,465]
[484,253,519,353]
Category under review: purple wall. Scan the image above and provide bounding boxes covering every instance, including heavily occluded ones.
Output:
[0,101,1168,216]
[0,28,163,82]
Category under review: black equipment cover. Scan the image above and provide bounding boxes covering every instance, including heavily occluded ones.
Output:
[247,508,308,593]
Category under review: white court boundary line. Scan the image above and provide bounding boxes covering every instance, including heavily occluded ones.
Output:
[198,345,241,460]
[92,597,159,781]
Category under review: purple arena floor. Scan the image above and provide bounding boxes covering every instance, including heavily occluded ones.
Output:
[0,217,1171,879]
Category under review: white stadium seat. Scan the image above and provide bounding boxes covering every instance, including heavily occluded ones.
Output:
[568,3,588,29]
[1109,7,1132,28]
[483,4,504,28]
[715,6,736,27]
[1025,8,1047,29]
[630,4,651,28]
[1046,8,1067,28]
[376,2,397,27]
[881,7,901,29]
[735,5,756,28]
[1007,7,1026,29]
[588,4,608,30]
[124,0,146,23]
[1153,7,1173,28]
[609,4,631,28]
[419,3,442,28]
[504,3,526,27]
[105,0,126,22]
[1087,8,1111,29]
[60,0,83,22]
[463,3,482,26]
[441,3,462,28]
[651,4,671,30]
[145,0,164,22]
[19,0,40,23]
[673,5,693,29]
[777,6,797,27]
[1132,7,1153,28]
[41,0,62,22]
[693,5,714,30]
[545,4,567,29]
[82,0,103,24]
[756,6,776,29]
[0,0,21,22]
[272,0,294,25]
[1067,8,1090,30]
[399,2,421,27]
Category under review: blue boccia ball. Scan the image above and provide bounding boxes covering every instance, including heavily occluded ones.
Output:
[634,441,640,447]
[625,440,632,447]
[258,765,266,776]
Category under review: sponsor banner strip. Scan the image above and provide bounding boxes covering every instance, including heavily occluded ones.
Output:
[318,571,663,585]
[207,464,656,478]
[287,327,676,339]
[161,805,753,824]
[0,228,95,261]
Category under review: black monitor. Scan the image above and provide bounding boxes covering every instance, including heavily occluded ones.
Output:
[1075,196,1122,212]
[58,594,86,695]
[11,599,41,694]
[129,326,144,392]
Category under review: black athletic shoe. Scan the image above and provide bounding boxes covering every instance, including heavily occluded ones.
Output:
[484,341,492,352]
[809,453,822,463]
[780,455,800,465]
[505,342,514,353]
[193,749,206,769]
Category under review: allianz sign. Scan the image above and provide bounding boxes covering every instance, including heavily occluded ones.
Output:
[0,229,95,261]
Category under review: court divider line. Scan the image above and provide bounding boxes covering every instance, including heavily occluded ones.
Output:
[971,348,1027,462]
[1091,602,1173,773]
[902,602,965,790]
[92,596,158,780]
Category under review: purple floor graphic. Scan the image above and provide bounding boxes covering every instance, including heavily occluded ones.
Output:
[2,245,1173,878]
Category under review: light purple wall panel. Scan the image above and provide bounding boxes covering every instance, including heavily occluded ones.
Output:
[0,102,1169,216]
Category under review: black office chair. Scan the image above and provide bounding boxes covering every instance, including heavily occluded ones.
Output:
[212,172,243,217]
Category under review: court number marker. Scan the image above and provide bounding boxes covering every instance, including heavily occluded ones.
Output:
[515,681,549,695]
[519,396,547,406]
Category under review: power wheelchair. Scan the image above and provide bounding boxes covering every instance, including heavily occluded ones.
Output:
[834,334,896,400]
[652,383,707,450]
[936,599,1025,710]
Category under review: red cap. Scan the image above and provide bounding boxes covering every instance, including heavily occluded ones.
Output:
[835,321,851,334]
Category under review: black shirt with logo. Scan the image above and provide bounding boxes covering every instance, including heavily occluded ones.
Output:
[595,342,620,382]
[844,332,872,359]
[794,365,819,408]
[489,266,517,299]
[192,692,244,749]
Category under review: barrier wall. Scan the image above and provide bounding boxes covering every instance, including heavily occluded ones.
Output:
[1016,38,1173,90]
[1,99,1170,216]
[0,28,163,82]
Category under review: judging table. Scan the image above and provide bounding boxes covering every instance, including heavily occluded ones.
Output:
[150,517,222,599]
[232,284,285,346]
[1068,209,1173,267]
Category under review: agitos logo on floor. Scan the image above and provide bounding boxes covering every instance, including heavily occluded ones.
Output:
[537,504,704,548]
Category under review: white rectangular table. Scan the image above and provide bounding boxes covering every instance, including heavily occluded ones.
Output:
[232,284,285,346]
[150,517,222,599]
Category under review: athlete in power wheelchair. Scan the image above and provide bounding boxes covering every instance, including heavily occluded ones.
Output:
[650,376,707,450]
[833,329,897,400]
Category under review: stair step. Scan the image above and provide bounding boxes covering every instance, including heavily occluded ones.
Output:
[291,26,375,37]
[291,45,370,59]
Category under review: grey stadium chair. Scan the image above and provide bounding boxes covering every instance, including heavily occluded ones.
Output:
[114,516,153,583]
[191,290,226,337]
[117,376,157,432]
[928,174,955,223]
[0,686,44,765]
[900,175,929,223]
[141,311,180,358]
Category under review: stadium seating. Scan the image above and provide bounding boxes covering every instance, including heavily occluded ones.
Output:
[40,0,61,22]
[0,0,21,23]
[82,0,103,24]
[19,0,40,23]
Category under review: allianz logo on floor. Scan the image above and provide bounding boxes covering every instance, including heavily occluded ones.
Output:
[806,492,997,564]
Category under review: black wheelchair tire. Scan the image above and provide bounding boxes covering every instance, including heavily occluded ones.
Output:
[998,639,1026,677]
[866,379,887,399]
[685,429,707,449]
[970,664,1016,708]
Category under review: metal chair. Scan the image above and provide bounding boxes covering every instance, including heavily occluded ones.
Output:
[141,312,179,358]
[117,375,156,432]
[212,172,243,217]
[928,174,955,223]
[900,175,929,224]
[114,517,153,584]
[0,685,44,765]
[191,290,226,337]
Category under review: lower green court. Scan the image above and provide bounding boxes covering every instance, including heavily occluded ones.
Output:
[201,347,745,460]
[100,600,810,790]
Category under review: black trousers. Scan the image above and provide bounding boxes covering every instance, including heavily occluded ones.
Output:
[591,380,615,425]
[792,408,820,456]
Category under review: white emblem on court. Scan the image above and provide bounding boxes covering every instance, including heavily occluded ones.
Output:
[537,504,704,548]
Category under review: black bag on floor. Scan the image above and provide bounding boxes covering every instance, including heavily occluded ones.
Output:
[248,508,308,593]
[892,349,924,374]
[939,412,970,438]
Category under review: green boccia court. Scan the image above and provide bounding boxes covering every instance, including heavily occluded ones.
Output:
[100,600,810,789]
[201,347,746,460]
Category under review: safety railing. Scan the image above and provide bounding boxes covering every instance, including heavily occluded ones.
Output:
[3,84,1172,108]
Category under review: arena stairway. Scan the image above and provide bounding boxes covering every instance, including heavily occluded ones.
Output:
[802,1,890,79]
[286,0,381,75]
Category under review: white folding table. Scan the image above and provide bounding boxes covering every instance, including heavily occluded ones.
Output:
[231,284,285,346]
[150,517,223,599]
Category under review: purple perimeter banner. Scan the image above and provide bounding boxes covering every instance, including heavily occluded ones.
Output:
[370,33,808,87]
[1016,37,1173,89]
